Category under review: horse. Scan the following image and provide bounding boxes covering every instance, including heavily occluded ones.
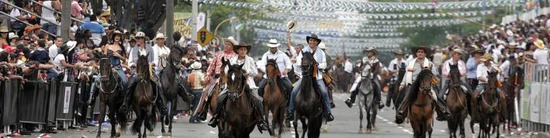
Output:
[159,46,193,136]
[293,52,324,138]
[408,69,435,138]
[470,71,503,138]
[208,57,230,137]
[391,65,407,110]
[219,60,256,138]
[131,55,158,138]
[96,58,127,138]
[445,64,468,138]
[503,65,524,133]
[263,59,287,137]
[356,63,378,133]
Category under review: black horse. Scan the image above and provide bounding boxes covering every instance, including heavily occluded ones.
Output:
[131,55,158,138]
[96,58,127,138]
[293,52,324,138]
[159,46,193,136]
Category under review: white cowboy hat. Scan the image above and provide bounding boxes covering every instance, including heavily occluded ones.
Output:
[8,32,19,40]
[135,32,147,38]
[154,33,166,40]
[267,39,280,48]
[319,42,327,50]
[190,61,202,70]
[224,36,238,46]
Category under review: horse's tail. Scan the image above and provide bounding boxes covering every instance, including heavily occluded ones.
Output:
[117,110,128,131]
[145,107,157,131]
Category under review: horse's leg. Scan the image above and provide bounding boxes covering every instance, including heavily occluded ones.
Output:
[470,119,476,138]
[293,115,299,138]
[301,118,307,138]
[168,100,176,135]
[460,113,466,138]
[428,125,433,138]
[108,106,117,138]
[278,107,284,138]
[359,100,363,132]
[97,102,106,138]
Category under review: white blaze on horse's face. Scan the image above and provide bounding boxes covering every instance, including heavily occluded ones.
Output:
[231,74,236,81]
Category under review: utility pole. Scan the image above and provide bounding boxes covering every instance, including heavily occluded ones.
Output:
[61,0,71,40]
[166,0,174,47]
[192,0,198,41]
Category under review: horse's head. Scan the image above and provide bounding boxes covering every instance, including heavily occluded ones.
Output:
[449,63,460,87]
[226,63,247,101]
[266,59,279,79]
[136,54,150,79]
[301,52,316,77]
[168,46,187,69]
[415,69,434,95]
[487,70,499,90]
[220,57,230,84]
[361,63,373,80]
[99,58,113,82]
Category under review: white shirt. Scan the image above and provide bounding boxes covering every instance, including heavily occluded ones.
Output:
[48,44,58,60]
[292,52,303,77]
[344,60,353,73]
[40,1,57,25]
[499,60,511,80]
[152,44,171,71]
[441,58,467,79]
[53,54,66,71]
[10,9,22,22]
[533,48,549,65]
[226,56,258,88]
[476,62,499,84]
[259,51,292,78]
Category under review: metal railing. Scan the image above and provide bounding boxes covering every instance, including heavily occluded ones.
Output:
[1,0,59,26]
[520,63,550,133]
[0,11,58,37]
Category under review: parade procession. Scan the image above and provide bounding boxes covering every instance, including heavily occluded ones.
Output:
[2,0,550,138]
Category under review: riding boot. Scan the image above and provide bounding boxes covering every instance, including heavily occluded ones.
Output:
[395,86,411,124]
[434,97,451,121]
[373,80,384,109]
[120,78,137,113]
[208,93,227,128]
[255,102,269,133]
[345,83,361,108]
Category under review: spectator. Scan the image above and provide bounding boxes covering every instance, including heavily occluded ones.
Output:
[80,15,105,47]
[29,39,50,64]
[71,0,83,19]
[53,41,81,80]
[41,0,61,36]
[49,37,63,60]
[188,61,205,123]
[10,0,28,36]
[533,39,549,65]
[8,32,19,46]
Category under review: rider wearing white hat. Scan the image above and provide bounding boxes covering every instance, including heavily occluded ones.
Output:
[257,39,294,104]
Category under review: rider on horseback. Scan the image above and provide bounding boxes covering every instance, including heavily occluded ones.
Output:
[257,39,294,100]
[345,47,384,109]
[476,53,500,96]
[395,46,451,124]
[441,49,471,100]
[195,37,237,120]
[207,41,270,131]
[120,32,168,115]
[385,49,407,106]
[287,34,334,122]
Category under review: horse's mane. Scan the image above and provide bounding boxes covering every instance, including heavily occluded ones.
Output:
[136,55,149,79]
[407,69,433,101]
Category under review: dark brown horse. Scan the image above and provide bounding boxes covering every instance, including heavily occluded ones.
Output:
[446,64,468,138]
[471,71,503,138]
[219,60,256,138]
[159,46,192,136]
[209,58,230,137]
[293,52,324,138]
[503,65,524,133]
[96,58,127,138]
[131,55,158,138]
[263,59,287,137]
[408,69,435,138]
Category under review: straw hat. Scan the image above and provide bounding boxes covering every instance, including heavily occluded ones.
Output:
[24,24,42,35]
[318,42,327,50]
[451,48,465,55]
[224,36,238,46]
[266,39,280,48]
[534,39,545,49]
[135,32,147,39]
[480,53,493,62]
[394,49,404,55]
[233,41,251,54]
[363,47,377,55]
[190,61,202,70]
[0,26,9,33]
[154,33,166,40]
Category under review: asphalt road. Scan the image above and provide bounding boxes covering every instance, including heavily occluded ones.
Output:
[20,93,527,138]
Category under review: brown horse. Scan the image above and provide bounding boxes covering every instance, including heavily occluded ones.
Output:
[219,61,256,138]
[408,69,435,138]
[470,71,503,138]
[503,65,524,133]
[263,59,287,137]
[208,58,230,137]
[131,55,158,138]
[96,58,128,138]
[446,64,468,138]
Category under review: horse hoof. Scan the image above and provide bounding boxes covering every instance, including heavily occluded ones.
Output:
[366,129,372,134]
[96,136,101,138]
[163,132,172,136]
[115,133,121,137]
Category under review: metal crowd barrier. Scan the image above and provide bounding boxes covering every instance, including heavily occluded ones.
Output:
[0,79,80,128]
[520,63,550,133]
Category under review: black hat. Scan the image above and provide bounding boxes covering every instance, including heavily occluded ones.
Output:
[306,34,322,43]
[411,46,432,56]
[233,41,252,54]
